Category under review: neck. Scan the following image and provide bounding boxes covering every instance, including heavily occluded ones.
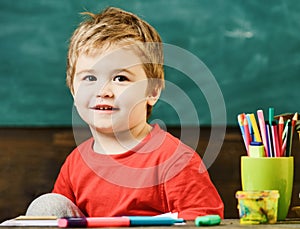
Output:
[90,123,153,155]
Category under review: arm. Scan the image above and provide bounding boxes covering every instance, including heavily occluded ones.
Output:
[52,154,76,203]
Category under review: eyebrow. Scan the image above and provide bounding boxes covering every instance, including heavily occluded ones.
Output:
[75,68,137,78]
[75,69,97,77]
[114,68,135,76]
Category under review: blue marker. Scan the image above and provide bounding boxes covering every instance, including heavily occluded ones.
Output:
[129,216,184,226]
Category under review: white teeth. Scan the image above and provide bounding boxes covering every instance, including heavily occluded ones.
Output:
[98,107,112,110]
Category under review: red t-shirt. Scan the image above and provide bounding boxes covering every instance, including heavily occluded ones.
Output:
[52,124,223,220]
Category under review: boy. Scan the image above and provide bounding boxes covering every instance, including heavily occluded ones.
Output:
[26,7,223,220]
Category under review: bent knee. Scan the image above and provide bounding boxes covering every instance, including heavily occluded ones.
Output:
[26,193,84,217]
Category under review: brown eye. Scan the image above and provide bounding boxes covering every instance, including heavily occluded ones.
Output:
[113,75,128,82]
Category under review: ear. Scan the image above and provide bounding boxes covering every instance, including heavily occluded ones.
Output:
[70,88,78,107]
[147,88,161,106]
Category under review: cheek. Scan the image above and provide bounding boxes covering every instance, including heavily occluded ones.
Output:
[73,86,93,107]
[116,83,148,108]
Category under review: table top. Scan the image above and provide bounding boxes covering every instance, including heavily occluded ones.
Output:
[2,219,300,228]
[213,219,300,228]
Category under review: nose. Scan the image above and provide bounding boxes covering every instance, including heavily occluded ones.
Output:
[96,81,113,98]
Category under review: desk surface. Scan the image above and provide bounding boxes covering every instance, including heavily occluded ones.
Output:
[216,219,300,228]
[1,219,300,228]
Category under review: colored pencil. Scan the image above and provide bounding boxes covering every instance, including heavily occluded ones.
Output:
[243,118,251,154]
[257,110,268,157]
[237,114,247,150]
[246,114,254,142]
[271,121,280,157]
[285,120,292,157]
[266,122,274,157]
[249,113,262,143]
[278,116,284,156]
[291,112,298,134]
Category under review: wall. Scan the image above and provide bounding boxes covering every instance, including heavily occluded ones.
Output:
[1,0,299,126]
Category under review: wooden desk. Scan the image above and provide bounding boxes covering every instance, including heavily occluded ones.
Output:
[1,219,300,228]
[212,219,300,228]
[194,219,300,228]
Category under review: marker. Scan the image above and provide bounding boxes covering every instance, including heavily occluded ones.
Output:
[195,215,221,226]
[58,217,129,228]
[128,216,184,226]
[249,142,265,158]
[58,216,185,228]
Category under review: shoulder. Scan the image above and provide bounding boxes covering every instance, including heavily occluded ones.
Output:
[144,125,201,171]
[150,124,197,155]
[64,137,94,163]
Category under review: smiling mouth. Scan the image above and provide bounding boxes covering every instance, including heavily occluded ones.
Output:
[91,105,119,111]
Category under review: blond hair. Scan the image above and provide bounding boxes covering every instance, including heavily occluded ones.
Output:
[66,7,164,118]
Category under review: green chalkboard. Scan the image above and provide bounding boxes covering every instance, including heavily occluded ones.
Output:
[0,0,299,126]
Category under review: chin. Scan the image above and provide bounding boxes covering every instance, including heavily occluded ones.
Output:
[91,124,124,134]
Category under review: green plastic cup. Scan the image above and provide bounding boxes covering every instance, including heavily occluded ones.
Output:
[241,156,294,220]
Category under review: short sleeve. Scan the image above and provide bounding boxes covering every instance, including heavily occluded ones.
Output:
[163,151,224,220]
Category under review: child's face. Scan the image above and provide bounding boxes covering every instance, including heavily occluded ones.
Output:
[72,45,158,134]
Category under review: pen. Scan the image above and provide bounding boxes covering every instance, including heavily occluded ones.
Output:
[58,216,185,228]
